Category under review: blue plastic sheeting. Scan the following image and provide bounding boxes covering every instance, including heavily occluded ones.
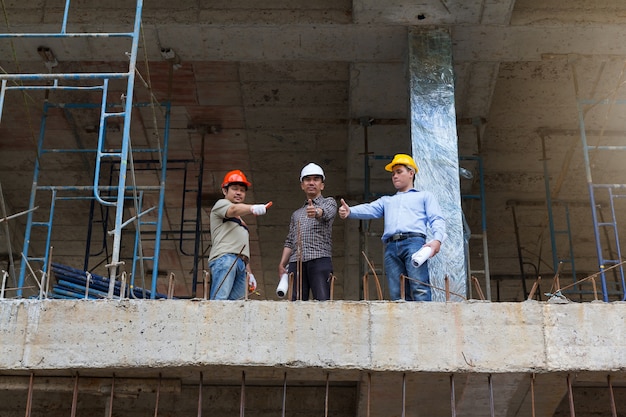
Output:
[408,28,466,301]
[50,263,171,300]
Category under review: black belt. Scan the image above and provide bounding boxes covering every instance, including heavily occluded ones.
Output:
[386,232,426,243]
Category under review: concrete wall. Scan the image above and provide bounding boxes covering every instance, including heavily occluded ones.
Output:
[2,299,625,373]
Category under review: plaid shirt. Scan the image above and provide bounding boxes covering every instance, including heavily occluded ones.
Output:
[284,195,337,262]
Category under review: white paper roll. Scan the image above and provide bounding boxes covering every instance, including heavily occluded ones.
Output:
[411,246,433,267]
[276,273,289,298]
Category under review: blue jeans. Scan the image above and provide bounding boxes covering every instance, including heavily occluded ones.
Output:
[384,236,431,301]
[209,254,247,300]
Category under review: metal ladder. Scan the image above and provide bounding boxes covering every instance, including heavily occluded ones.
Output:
[577,99,626,301]
[460,155,491,300]
[0,0,171,298]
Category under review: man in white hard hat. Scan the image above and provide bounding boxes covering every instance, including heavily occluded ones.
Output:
[209,170,272,300]
[278,163,337,301]
[338,154,445,301]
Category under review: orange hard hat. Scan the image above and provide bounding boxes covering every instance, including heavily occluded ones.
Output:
[222,169,252,188]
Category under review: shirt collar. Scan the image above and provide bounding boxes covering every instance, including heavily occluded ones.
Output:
[302,195,324,205]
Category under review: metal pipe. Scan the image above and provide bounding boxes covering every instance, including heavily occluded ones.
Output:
[239,371,245,417]
[24,372,34,417]
[362,274,369,300]
[509,204,529,298]
[84,272,92,300]
[401,373,406,417]
[1,270,7,299]
[167,272,175,299]
[324,372,330,417]
[45,246,53,298]
[148,87,171,300]
[608,374,617,417]
[297,221,303,300]
[179,161,194,256]
[17,100,50,297]
[153,373,162,417]
[70,373,79,417]
[541,137,560,274]
[578,103,609,301]
[366,373,371,417]
[120,272,127,299]
[567,374,576,417]
[450,374,456,417]
[106,0,144,296]
[203,271,210,300]
[488,374,494,417]
[0,183,22,288]
[191,133,206,297]
[281,372,287,417]
[0,79,6,123]
[531,373,536,417]
[107,375,115,417]
[197,372,203,417]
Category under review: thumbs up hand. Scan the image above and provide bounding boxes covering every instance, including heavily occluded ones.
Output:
[306,199,320,218]
[338,198,350,219]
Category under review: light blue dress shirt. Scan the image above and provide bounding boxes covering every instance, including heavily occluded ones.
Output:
[347,188,446,243]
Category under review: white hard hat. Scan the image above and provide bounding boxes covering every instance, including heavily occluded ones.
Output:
[300,163,325,182]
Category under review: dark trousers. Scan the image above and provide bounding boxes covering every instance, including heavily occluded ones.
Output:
[288,257,333,301]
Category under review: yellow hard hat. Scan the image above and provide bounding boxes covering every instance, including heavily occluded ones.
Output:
[385,154,418,173]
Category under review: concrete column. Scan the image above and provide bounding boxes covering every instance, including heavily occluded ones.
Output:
[408,28,466,301]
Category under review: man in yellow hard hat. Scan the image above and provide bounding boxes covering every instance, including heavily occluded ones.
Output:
[338,154,445,301]
[209,169,272,300]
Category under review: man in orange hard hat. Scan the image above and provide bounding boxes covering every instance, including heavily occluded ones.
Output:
[208,169,272,300]
[278,162,337,301]
[338,154,446,301]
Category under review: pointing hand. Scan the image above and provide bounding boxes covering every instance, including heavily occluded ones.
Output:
[250,202,272,216]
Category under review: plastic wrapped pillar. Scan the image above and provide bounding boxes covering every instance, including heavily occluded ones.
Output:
[408,28,466,301]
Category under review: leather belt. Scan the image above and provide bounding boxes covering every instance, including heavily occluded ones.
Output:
[385,232,426,243]
[237,254,249,264]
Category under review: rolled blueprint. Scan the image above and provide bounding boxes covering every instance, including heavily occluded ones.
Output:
[276,273,289,298]
[411,246,433,267]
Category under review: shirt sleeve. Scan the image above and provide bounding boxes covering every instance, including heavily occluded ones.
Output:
[212,199,231,219]
[283,212,297,250]
[424,192,446,243]
[320,197,337,221]
[348,197,385,219]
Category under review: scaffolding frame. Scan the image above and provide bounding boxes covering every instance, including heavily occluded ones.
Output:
[460,155,491,300]
[577,98,626,302]
[0,0,174,299]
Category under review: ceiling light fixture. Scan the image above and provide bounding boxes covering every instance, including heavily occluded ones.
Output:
[37,46,58,70]
[160,47,182,70]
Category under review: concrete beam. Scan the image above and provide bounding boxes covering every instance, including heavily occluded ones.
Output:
[2,299,626,373]
[4,24,626,65]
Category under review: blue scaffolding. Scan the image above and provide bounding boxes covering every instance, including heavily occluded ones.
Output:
[577,98,626,302]
[0,0,172,299]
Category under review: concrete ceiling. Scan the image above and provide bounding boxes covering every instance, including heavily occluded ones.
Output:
[2,0,626,301]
